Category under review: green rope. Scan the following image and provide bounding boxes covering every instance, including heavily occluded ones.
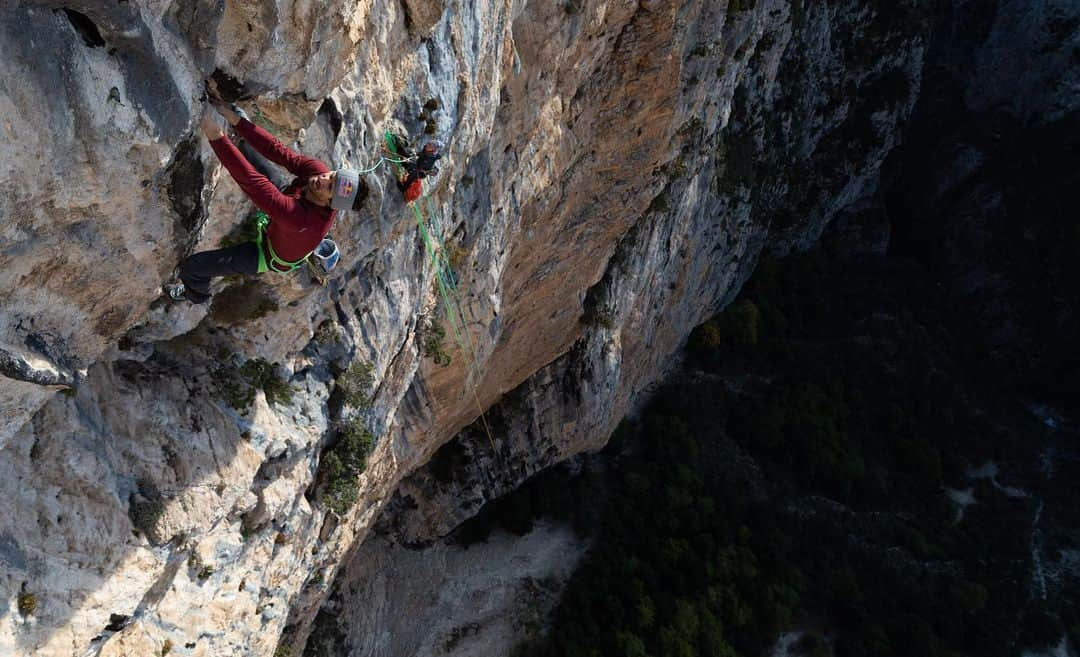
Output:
[385,131,484,386]
[356,154,414,175]
[385,129,498,457]
[425,195,459,290]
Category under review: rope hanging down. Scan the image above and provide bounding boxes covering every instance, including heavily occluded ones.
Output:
[383,131,498,459]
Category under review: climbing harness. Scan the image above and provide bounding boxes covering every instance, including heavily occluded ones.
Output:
[254,211,310,274]
[249,143,409,275]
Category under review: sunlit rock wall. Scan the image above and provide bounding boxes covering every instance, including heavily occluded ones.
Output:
[0,1,936,656]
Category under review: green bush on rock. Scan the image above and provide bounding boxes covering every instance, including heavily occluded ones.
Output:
[317,421,376,515]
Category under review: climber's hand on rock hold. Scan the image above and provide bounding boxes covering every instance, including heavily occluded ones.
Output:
[200,106,225,141]
[204,79,242,126]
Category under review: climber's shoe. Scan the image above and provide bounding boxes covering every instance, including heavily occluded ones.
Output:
[164,282,188,302]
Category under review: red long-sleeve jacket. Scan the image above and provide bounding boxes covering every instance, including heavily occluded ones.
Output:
[209,119,335,262]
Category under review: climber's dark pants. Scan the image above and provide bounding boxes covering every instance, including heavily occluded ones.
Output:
[178,242,260,304]
[176,137,285,304]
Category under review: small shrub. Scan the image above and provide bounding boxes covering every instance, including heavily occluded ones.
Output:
[583,305,615,329]
[664,157,689,180]
[725,299,762,346]
[240,515,260,541]
[274,647,292,657]
[424,119,437,135]
[128,477,165,540]
[314,321,340,345]
[188,551,214,581]
[318,421,376,515]
[17,591,36,617]
[421,319,452,366]
[688,300,761,364]
[231,358,293,407]
[161,639,173,656]
[216,364,255,410]
[648,191,672,214]
[443,242,468,283]
[338,361,375,409]
[678,117,704,136]
[423,97,440,112]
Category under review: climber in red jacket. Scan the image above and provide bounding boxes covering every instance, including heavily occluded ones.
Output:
[168,92,367,304]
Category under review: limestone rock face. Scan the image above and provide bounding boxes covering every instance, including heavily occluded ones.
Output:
[306,524,587,657]
[0,0,949,656]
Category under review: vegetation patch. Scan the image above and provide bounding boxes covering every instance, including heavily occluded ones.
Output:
[678,117,704,137]
[505,247,1074,657]
[215,357,293,411]
[239,514,262,541]
[337,360,375,409]
[647,190,672,214]
[314,321,341,345]
[128,477,166,542]
[17,590,36,617]
[688,299,761,354]
[421,317,452,366]
[188,551,214,582]
[317,420,376,515]
[250,107,284,138]
[443,241,468,283]
[581,304,615,329]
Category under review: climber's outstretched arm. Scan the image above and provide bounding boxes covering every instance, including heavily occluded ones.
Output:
[233,119,329,179]
[206,82,328,179]
[200,106,299,220]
